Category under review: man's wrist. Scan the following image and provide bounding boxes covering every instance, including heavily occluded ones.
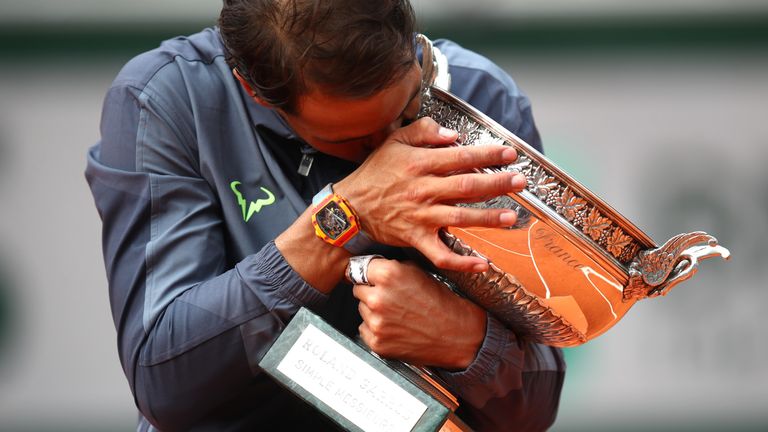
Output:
[275,208,352,294]
[454,301,488,370]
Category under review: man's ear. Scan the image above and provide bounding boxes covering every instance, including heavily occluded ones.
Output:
[232,68,270,107]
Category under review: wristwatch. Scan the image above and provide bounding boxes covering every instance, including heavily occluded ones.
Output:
[311,183,373,254]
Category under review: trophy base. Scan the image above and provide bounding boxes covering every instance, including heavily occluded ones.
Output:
[260,307,464,432]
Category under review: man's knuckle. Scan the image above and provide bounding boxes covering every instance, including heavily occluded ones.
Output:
[378,263,395,280]
[399,229,416,246]
[387,261,407,279]
[368,335,382,352]
[457,149,474,166]
[366,293,382,310]
[418,117,437,129]
[495,173,511,191]
[405,184,427,203]
[485,210,499,226]
[368,316,384,334]
[359,324,372,342]
[450,207,470,226]
[431,254,450,269]
[405,159,423,175]
[457,175,475,195]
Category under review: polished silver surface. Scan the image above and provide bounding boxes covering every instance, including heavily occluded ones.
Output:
[416,35,731,346]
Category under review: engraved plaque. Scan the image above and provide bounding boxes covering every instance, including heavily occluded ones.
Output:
[260,308,452,432]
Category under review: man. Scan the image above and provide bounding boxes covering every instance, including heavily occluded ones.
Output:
[86,0,565,430]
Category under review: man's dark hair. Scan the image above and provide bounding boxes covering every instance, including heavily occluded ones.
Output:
[219,0,417,114]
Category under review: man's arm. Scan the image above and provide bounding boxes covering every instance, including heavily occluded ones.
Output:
[353,258,565,431]
[86,78,334,430]
[437,318,566,431]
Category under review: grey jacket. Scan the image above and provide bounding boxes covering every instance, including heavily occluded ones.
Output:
[85,27,564,431]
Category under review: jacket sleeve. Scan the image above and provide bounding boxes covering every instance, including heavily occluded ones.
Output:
[435,316,565,431]
[85,67,325,431]
[432,40,565,431]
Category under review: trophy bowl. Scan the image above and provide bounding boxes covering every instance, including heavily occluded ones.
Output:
[416,36,731,347]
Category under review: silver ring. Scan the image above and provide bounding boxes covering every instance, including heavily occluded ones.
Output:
[346,254,384,286]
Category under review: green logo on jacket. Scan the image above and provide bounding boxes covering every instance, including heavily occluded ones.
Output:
[230,181,276,222]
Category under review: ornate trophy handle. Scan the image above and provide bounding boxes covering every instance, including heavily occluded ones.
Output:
[416,33,451,94]
[624,232,731,301]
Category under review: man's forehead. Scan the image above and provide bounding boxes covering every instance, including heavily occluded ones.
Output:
[295,64,421,125]
[299,61,421,106]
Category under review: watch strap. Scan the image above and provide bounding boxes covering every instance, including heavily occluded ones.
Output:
[311,183,334,207]
[343,227,374,255]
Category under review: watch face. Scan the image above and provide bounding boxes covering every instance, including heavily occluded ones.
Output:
[317,201,351,240]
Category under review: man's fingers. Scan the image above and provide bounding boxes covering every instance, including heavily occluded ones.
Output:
[413,171,527,204]
[425,145,518,174]
[357,322,378,352]
[357,300,372,321]
[417,234,489,273]
[390,117,458,148]
[427,205,520,229]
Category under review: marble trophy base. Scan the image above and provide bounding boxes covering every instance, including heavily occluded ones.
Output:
[260,307,471,432]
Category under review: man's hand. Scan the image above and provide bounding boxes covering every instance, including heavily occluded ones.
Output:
[352,258,487,369]
[335,117,526,273]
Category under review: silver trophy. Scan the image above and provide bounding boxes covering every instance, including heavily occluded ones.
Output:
[416,35,731,347]
[259,38,733,432]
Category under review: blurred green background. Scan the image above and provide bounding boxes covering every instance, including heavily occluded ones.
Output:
[1,1,766,431]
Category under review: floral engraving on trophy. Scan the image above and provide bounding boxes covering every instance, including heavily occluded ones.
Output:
[453,113,478,145]
[582,208,611,241]
[606,228,633,257]
[505,153,532,174]
[474,129,507,148]
[554,187,587,222]
[528,166,559,200]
